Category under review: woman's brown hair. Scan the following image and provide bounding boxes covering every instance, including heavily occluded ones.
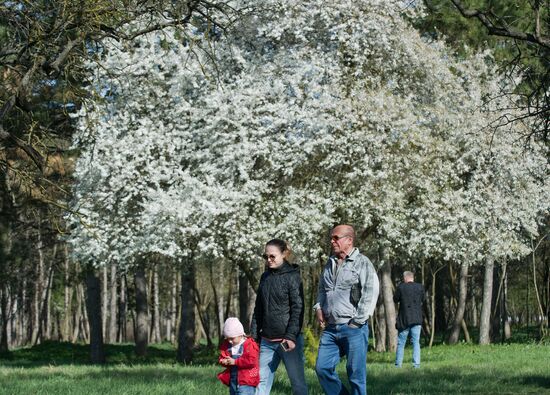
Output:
[265,239,294,262]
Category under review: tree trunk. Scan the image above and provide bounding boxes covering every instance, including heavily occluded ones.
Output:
[461,319,471,343]
[31,236,55,345]
[82,284,90,342]
[448,262,469,344]
[503,265,511,340]
[225,268,234,324]
[210,262,225,340]
[167,271,177,343]
[151,265,161,344]
[308,262,321,326]
[72,282,82,342]
[17,276,27,346]
[428,265,448,348]
[8,292,15,347]
[177,262,195,363]
[134,265,149,356]
[435,267,448,333]
[31,225,44,345]
[43,246,56,340]
[470,290,478,328]
[380,260,397,352]
[102,266,108,340]
[247,279,256,333]
[63,245,72,341]
[239,268,250,332]
[530,239,548,337]
[479,257,494,345]
[193,280,213,347]
[118,273,127,343]
[0,286,9,353]
[375,299,386,352]
[491,262,507,341]
[85,267,105,364]
[108,263,117,343]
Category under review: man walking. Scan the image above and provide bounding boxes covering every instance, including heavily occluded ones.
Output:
[394,271,424,368]
[314,224,379,395]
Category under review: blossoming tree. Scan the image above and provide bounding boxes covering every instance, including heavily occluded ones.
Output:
[70,0,549,357]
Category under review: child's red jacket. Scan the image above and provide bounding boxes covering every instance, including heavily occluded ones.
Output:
[217,337,260,387]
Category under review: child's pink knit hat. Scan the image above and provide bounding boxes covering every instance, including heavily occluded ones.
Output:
[223,317,245,338]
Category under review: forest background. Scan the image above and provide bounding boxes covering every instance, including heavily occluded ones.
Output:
[0,0,549,367]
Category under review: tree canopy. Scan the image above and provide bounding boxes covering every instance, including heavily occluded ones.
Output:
[69,0,549,271]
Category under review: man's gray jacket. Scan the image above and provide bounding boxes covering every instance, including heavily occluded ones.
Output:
[314,248,379,326]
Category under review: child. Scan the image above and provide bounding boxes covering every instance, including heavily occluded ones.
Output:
[217,317,260,395]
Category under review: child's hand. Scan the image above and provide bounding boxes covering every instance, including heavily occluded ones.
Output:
[221,357,235,366]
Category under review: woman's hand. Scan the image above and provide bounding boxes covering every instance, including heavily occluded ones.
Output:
[282,340,296,352]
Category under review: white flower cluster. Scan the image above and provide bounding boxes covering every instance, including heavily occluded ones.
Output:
[68,0,549,269]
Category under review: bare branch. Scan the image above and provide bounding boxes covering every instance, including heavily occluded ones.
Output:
[48,37,83,73]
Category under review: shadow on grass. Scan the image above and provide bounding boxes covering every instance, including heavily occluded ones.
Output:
[1,363,300,395]
[0,341,216,367]
[518,375,550,389]
[369,368,550,394]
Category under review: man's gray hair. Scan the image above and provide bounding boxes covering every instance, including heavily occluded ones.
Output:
[403,271,414,279]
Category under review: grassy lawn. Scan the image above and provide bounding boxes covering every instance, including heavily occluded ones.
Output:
[0,341,549,394]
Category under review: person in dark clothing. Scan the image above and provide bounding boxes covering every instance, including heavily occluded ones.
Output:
[250,239,308,395]
[394,271,425,368]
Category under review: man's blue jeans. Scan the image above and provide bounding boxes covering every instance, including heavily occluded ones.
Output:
[256,335,308,395]
[395,324,421,368]
[315,323,369,395]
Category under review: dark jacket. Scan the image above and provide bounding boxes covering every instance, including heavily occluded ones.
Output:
[250,261,304,342]
[394,282,424,331]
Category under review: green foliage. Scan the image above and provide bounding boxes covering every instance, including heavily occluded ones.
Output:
[416,0,545,57]
[414,0,550,139]
[303,326,319,369]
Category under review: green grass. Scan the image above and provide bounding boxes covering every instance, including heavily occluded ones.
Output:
[1,341,549,394]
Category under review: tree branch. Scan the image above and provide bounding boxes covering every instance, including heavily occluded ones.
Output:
[449,0,550,48]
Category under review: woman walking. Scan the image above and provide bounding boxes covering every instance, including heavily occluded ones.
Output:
[251,239,308,395]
